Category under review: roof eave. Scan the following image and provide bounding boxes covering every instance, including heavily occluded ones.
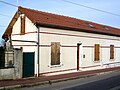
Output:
[35,22,120,37]
[2,12,20,39]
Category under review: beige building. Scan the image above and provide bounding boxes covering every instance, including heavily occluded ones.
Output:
[2,6,120,78]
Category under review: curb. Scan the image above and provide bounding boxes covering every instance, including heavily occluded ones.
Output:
[0,74,96,90]
[0,74,101,90]
[0,70,119,90]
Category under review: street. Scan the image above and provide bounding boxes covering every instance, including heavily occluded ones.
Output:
[63,73,120,90]
[15,70,120,90]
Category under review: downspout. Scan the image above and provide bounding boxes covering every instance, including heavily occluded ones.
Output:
[36,25,40,77]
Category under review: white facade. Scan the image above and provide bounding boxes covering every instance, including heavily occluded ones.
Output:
[11,16,120,76]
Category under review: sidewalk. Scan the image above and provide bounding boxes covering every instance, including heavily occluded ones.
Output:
[0,67,120,90]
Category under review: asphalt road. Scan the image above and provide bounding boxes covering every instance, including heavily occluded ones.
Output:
[63,74,120,90]
[15,70,120,90]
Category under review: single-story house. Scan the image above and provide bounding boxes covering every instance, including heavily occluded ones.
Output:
[2,6,120,78]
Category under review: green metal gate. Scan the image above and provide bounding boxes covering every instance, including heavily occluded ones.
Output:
[23,52,35,78]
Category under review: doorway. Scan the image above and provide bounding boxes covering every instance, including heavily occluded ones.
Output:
[77,43,81,70]
[23,52,35,78]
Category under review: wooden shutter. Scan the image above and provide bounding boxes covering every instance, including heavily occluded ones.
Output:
[20,15,25,35]
[51,42,60,65]
[110,45,114,59]
[94,44,100,61]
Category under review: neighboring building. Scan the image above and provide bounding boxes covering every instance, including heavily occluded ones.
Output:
[2,6,120,78]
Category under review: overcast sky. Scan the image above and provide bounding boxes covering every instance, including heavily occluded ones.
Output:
[0,0,120,41]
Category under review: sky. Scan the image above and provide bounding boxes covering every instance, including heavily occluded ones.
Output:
[0,0,120,42]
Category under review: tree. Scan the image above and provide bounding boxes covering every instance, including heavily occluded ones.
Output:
[0,39,5,47]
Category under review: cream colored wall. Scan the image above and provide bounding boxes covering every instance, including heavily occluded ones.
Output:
[39,27,120,74]
[12,16,37,51]
[11,16,38,74]
[12,15,37,44]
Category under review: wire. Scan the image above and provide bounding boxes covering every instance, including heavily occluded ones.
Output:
[61,0,120,17]
[0,1,17,7]
[0,1,17,28]
[0,13,11,18]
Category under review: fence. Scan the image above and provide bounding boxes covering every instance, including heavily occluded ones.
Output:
[0,48,23,80]
[0,50,5,68]
[0,50,14,68]
[5,50,14,67]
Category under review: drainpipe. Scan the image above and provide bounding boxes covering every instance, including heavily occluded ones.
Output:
[36,25,40,77]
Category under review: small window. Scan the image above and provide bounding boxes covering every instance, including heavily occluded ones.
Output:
[88,24,95,28]
[110,45,114,60]
[20,15,25,35]
[105,27,110,30]
[51,42,60,65]
[103,26,110,30]
[94,44,100,61]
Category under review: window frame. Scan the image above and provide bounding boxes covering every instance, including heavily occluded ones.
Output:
[51,42,60,65]
[110,45,114,60]
[94,44,100,61]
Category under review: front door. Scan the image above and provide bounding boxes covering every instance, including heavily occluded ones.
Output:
[23,52,35,78]
[77,43,80,70]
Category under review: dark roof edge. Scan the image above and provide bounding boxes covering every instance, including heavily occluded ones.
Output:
[35,22,120,37]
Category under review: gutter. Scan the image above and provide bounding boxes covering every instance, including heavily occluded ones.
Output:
[35,23,40,77]
[35,22,120,37]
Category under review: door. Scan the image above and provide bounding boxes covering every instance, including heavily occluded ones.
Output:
[77,43,81,70]
[23,52,35,78]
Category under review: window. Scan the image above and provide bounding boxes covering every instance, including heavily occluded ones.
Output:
[105,27,110,30]
[88,24,95,28]
[84,22,95,28]
[103,26,110,30]
[20,15,25,35]
[110,45,114,60]
[94,44,100,61]
[51,42,60,65]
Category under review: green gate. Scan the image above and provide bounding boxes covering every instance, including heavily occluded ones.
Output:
[23,52,35,78]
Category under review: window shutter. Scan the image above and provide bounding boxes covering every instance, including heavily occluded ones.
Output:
[110,45,114,59]
[51,42,60,65]
[20,15,25,35]
[94,44,100,61]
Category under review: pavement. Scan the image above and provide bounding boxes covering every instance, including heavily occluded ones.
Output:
[0,67,120,90]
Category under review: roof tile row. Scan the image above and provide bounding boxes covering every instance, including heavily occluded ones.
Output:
[3,6,120,38]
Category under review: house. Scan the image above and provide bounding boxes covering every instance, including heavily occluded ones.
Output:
[2,6,120,78]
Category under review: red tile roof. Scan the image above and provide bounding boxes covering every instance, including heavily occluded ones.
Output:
[2,6,120,38]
